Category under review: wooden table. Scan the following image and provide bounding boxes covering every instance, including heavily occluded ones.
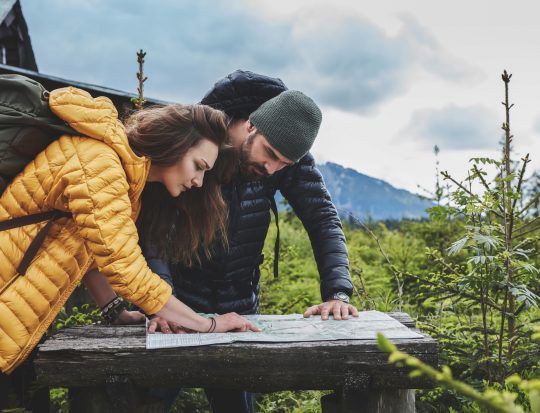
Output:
[35,312,438,413]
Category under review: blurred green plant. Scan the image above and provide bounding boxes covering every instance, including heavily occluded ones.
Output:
[49,388,69,413]
[256,391,326,413]
[50,303,102,334]
[377,329,540,413]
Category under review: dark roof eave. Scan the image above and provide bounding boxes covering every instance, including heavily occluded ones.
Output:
[0,63,172,113]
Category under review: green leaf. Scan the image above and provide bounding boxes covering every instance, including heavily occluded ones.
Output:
[389,352,408,363]
[376,333,397,353]
[513,250,531,261]
[505,374,521,386]
[469,157,502,167]
[441,365,453,379]
[468,255,495,265]
[472,233,501,251]
[409,369,423,379]
[448,236,469,255]
[530,390,540,413]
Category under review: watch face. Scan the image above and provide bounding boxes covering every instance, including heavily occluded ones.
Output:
[334,292,349,302]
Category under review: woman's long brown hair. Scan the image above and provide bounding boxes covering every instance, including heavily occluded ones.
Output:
[125,104,235,266]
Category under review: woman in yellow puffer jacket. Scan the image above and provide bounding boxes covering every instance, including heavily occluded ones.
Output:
[0,87,259,376]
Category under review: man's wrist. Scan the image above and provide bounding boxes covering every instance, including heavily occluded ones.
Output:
[328,292,350,303]
[101,296,127,323]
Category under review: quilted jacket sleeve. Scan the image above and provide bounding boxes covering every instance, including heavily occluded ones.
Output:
[63,140,172,315]
[277,153,353,301]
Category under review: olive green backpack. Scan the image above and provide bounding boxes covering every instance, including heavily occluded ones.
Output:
[0,74,75,275]
[0,74,78,191]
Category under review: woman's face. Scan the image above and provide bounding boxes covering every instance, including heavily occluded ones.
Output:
[148,138,219,197]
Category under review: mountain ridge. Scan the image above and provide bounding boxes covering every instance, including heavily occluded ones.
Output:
[278,161,434,221]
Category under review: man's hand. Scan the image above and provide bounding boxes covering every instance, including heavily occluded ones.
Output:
[147,316,193,334]
[112,310,146,325]
[303,300,359,320]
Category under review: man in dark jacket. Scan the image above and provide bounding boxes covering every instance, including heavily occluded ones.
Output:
[146,70,357,413]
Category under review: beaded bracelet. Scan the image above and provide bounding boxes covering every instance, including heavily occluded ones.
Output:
[101,296,127,324]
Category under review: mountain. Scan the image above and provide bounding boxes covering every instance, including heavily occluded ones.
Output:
[277,162,434,221]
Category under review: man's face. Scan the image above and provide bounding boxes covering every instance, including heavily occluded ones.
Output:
[231,120,294,180]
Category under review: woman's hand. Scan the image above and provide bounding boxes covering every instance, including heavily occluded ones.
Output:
[112,310,146,325]
[156,296,261,333]
[148,313,260,334]
[147,316,193,334]
[213,312,261,333]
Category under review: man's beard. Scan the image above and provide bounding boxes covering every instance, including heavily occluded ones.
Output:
[239,132,269,180]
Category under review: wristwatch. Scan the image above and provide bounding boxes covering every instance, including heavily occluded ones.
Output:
[330,292,350,304]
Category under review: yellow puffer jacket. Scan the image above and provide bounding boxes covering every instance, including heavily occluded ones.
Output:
[0,87,172,373]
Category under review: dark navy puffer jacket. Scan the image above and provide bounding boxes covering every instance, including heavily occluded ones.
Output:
[146,153,353,315]
[145,70,353,314]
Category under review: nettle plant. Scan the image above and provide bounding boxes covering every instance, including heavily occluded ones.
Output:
[423,71,540,385]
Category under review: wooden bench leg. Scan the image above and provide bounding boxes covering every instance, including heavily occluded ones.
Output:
[30,386,50,413]
[69,387,104,413]
[321,392,341,412]
[321,389,415,413]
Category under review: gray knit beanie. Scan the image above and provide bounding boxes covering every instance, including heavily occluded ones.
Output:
[249,90,322,162]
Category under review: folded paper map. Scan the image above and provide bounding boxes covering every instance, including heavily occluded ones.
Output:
[146,310,423,350]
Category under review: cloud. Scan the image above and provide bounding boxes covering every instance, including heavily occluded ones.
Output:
[282,10,480,113]
[396,13,482,83]
[402,104,502,150]
[533,115,540,134]
[21,0,480,113]
[282,13,410,114]
[22,0,294,102]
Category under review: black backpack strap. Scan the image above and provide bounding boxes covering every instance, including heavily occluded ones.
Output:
[0,175,7,194]
[0,210,72,275]
[269,196,280,279]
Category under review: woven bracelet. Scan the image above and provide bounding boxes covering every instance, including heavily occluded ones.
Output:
[101,296,126,323]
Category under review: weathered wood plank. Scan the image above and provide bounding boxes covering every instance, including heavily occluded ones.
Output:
[35,322,437,392]
[387,312,416,328]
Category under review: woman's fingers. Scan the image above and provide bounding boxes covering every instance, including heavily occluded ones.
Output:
[230,315,257,332]
[214,313,261,333]
[159,318,173,334]
[247,321,261,332]
[232,316,261,332]
[170,322,186,334]
[147,316,174,333]
[147,317,158,333]
[148,316,193,334]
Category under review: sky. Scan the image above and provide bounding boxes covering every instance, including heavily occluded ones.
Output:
[20,0,540,194]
